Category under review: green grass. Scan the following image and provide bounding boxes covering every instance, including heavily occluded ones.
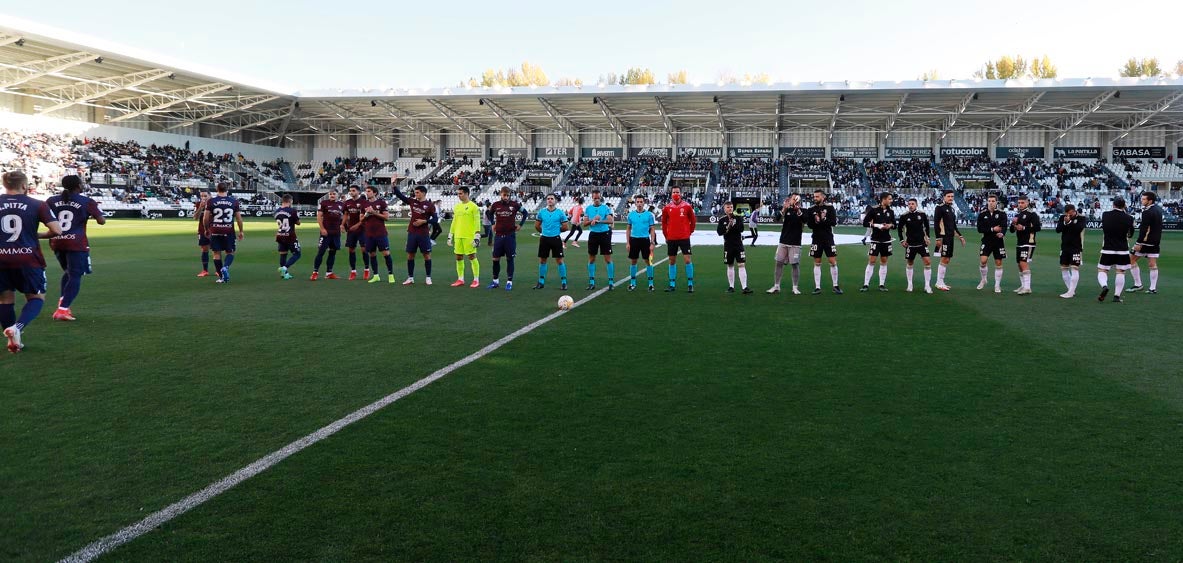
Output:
[2,219,1181,561]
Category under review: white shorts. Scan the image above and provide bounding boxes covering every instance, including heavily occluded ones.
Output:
[775,244,801,265]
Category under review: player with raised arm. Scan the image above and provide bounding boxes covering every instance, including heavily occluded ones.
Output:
[626,194,656,292]
[861,193,896,292]
[975,193,1007,293]
[806,189,841,295]
[0,170,62,353]
[768,194,805,295]
[393,185,437,286]
[1097,197,1135,303]
[661,186,697,293]
[310,190,343,281]
[487,187,528,290]
[195,190,211,277]
[932,190,966,291]
[1009,195,1041,295]
[274,195,301,280]
[47,175,105,321]
[534,193,570,290]
[203,182,244,284]
[448,186,481,288]
[718,201,753,294]
[1129,191,1163,294]
[565,197,584,248]
[897,197,932,293]
[582,189,615,290]
[358,186,396,284]
[1055,204,1085,298]
[341,185,370,280]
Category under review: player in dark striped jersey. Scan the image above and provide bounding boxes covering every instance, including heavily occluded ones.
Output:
[203,182,244,284]
[47,175,105,321]
[1054,204,1085,299]
[486,187,528,290]
[896,198,932,293]
[976,194,1008,293]
[341,185,370,280]
[717,202,752,294]
[806,190,841,295]
[861,193,895,292]
[392,185,438,285]
[1097,197,1135,303]
[932,190,965,291]
[1009,195,1041,295]
[274,195,301,280]
[195,191,211,277]
[1128,191,1163,294]
[0,171,62,353]
[310,190,343,281]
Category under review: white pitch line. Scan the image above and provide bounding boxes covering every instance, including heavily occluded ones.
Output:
[61,257,671,563]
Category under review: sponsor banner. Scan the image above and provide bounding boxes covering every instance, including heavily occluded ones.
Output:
[671,171,708,179]
[526,171,557,178]
[535,147,574,158]
[580,147,623,158]
[630,147,672,158]
[1053,147,1100,159]
[445,147,483,158]
[832,147,877,159]
[398,147,434,158]
[995,146,1046,159]
[679,147,723,158]
[885,147,933,159]
[779,147,826,158]
[1086,220,1182,231]
[1112,146,1166,159]
[940,147,987,158]
[953,172,993,180]
[789,172,829,180]
[491,147,527,158]
[730,189,762,199]
[727,147,774,159]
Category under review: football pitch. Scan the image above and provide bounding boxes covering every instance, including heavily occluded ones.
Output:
[2,219,1182,561]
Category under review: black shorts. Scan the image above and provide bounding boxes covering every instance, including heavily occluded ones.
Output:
[209,234,236,253]
[277,240,301,253]
[538,235,564,259]
[197,234,210,247]
[345,230,366,249]
[1059,250,1082,267]
[1133,244,1161,258]
[1098,252,1131,269]
[318,234,341,251]
[666,239,692,257]
[0,267,47,294]
[587,231,613,256]
[935,237,954,258]
[723,244,746,265]
[979,242,1006,260]
[627,237,651,261]
[809,243,837,258]
[905,244,930,262]
[868,241,893,257]
[1015,245,1034,264]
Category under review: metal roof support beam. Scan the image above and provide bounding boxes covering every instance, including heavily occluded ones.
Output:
[826,96,842,141]
[883,93,908,141]
[164,94,281,129]
[537,97,577,144]
[106,82,232,123]
[774,95,784,144]
[0,50,95,90]
[654,96,675,143]
[715,97,729,140]
[372,100,439,146]
[937,93,975,141]
[1053,90,1117,142]
[1111,90,1183,142]
[593,97,627,145]
[319,100,389,136]
[38,68,172,114]
[992,92,1045,144]
[212,100,295,137]
[426,99,484,144]
[0,34,21,48]
[480,98,530,144]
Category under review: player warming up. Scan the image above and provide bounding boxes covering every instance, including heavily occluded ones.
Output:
[806,190,841,295]
[768,194,804,295]
[976,194,1007,293]
[393,185,437,285]
[582,189,615,290]
[565,197,584,248]
[1097,197,1135,303]
[718,202,752,294]
[204,182,244,284]
[661,186,697,293]
[310,190,343,280]
[534,194,570,290]
[359,186,396,284]
[341,185,370,280]
[1055,204,1085,298]
[1128,191,1163,294]
[933,190,966,290]
[448,186,481,288]
[625,194,656,292]
[897,197,932,293]
[195,190,211,277]
[0,171,62,353]
[1010,195,1040,295]
[487,187,528,290]
[47,175,105,320]
[274,195,301,280]
[861,193,895,292]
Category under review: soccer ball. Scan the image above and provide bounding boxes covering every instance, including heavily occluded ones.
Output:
[557,295,574,310]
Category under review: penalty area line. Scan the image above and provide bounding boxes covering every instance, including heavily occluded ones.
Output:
[60,256,670,563]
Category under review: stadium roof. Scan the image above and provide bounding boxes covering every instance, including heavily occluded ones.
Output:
[2,17,1182,147]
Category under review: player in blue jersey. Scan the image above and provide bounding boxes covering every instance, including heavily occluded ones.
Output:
[47,175,105,321]
[582,189,616,290]
[625,194,657,292]
[202,182,244,284]
[0,171,62,353]
[533,193,570,290]
[274,194,301,280]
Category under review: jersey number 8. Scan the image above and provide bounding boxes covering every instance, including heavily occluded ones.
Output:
[58,210,74,232]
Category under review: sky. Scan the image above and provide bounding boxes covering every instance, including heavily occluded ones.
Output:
[3,0,1182,93]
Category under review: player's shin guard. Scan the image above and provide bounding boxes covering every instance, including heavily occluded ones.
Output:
[813,264,822,289]
[878,264,887,286]
[407,259,415,278]
[923,266,932,288]
[225,254,235,268]
[201,251,209,271]
[1061,268,1072,289]
[492,259,501,280]
[0,303,14,329]
[738,264,748,289]
[13,298,42,331]
[993,268,1003,288]
[629,264,637,280]
[606,262,614,282]
[1097,270,1108,288]
[668,264,677,286]
[864,264,874,287]
[456,259,465,280]
[686,263,695,286]
[830,265,839,288]
[979,266,988,282]
[906,265,914,288]
[646,264,654,283]
[1130,265,1142,287]
[726,265,735,288]
[471,258,479,280]
[1115,270,1126,295]
[558,263,567,284]
[588,263,596,284]
[384,254,394,275]
[424,259,432,277]
[937,263,947,285]
[539,263,548,285]
[1150,267,1158,291]
[1069,267,1079,293]
[349,250,357,271]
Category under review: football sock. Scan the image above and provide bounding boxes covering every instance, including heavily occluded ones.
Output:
[14,298,42,331]
[213,259,223,273]
[1024,270,1031,290]
[326,250,336,272]
[668,264,677,286]
[539,263,548,285]
[1115,270,1126,295]
[646,264,654,283]
[470,258,479,280]
[993,268,1003,288]
[923,266,932,287]
[906,265,914,287]
[0,303,14,329]
[878,264,887,286]
[830,265,839,287]
[1069,268,1079,292]
[492,260,501,280]
[1150,267,1158,290]
[384,254,393,274]
[738,265,748,288]
[979,266,988,281]
[349,250,357,270]
[285,248,301,268]
[726,265,735,288]
[1098,271,1108,288]
[224,254,235,269]
[504,257,511,280]
[864,264,874,286]
[407,259,415,278]
[813,264,822,288]
[59,272,68,297]
[1131,265,1143,286]
[314,248,326,271]
[558,263,567,284]
[937,263,947,284]
[456,259,465,280]
[630,264,637,280]
[1061,269,1072,289]
[279,253,286,267]
[425,259,432,277]
[686,263,695,286]
[588,262,596,283]
[61,273,81,309]
[606,262,614,282]
[201,251,209,271]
